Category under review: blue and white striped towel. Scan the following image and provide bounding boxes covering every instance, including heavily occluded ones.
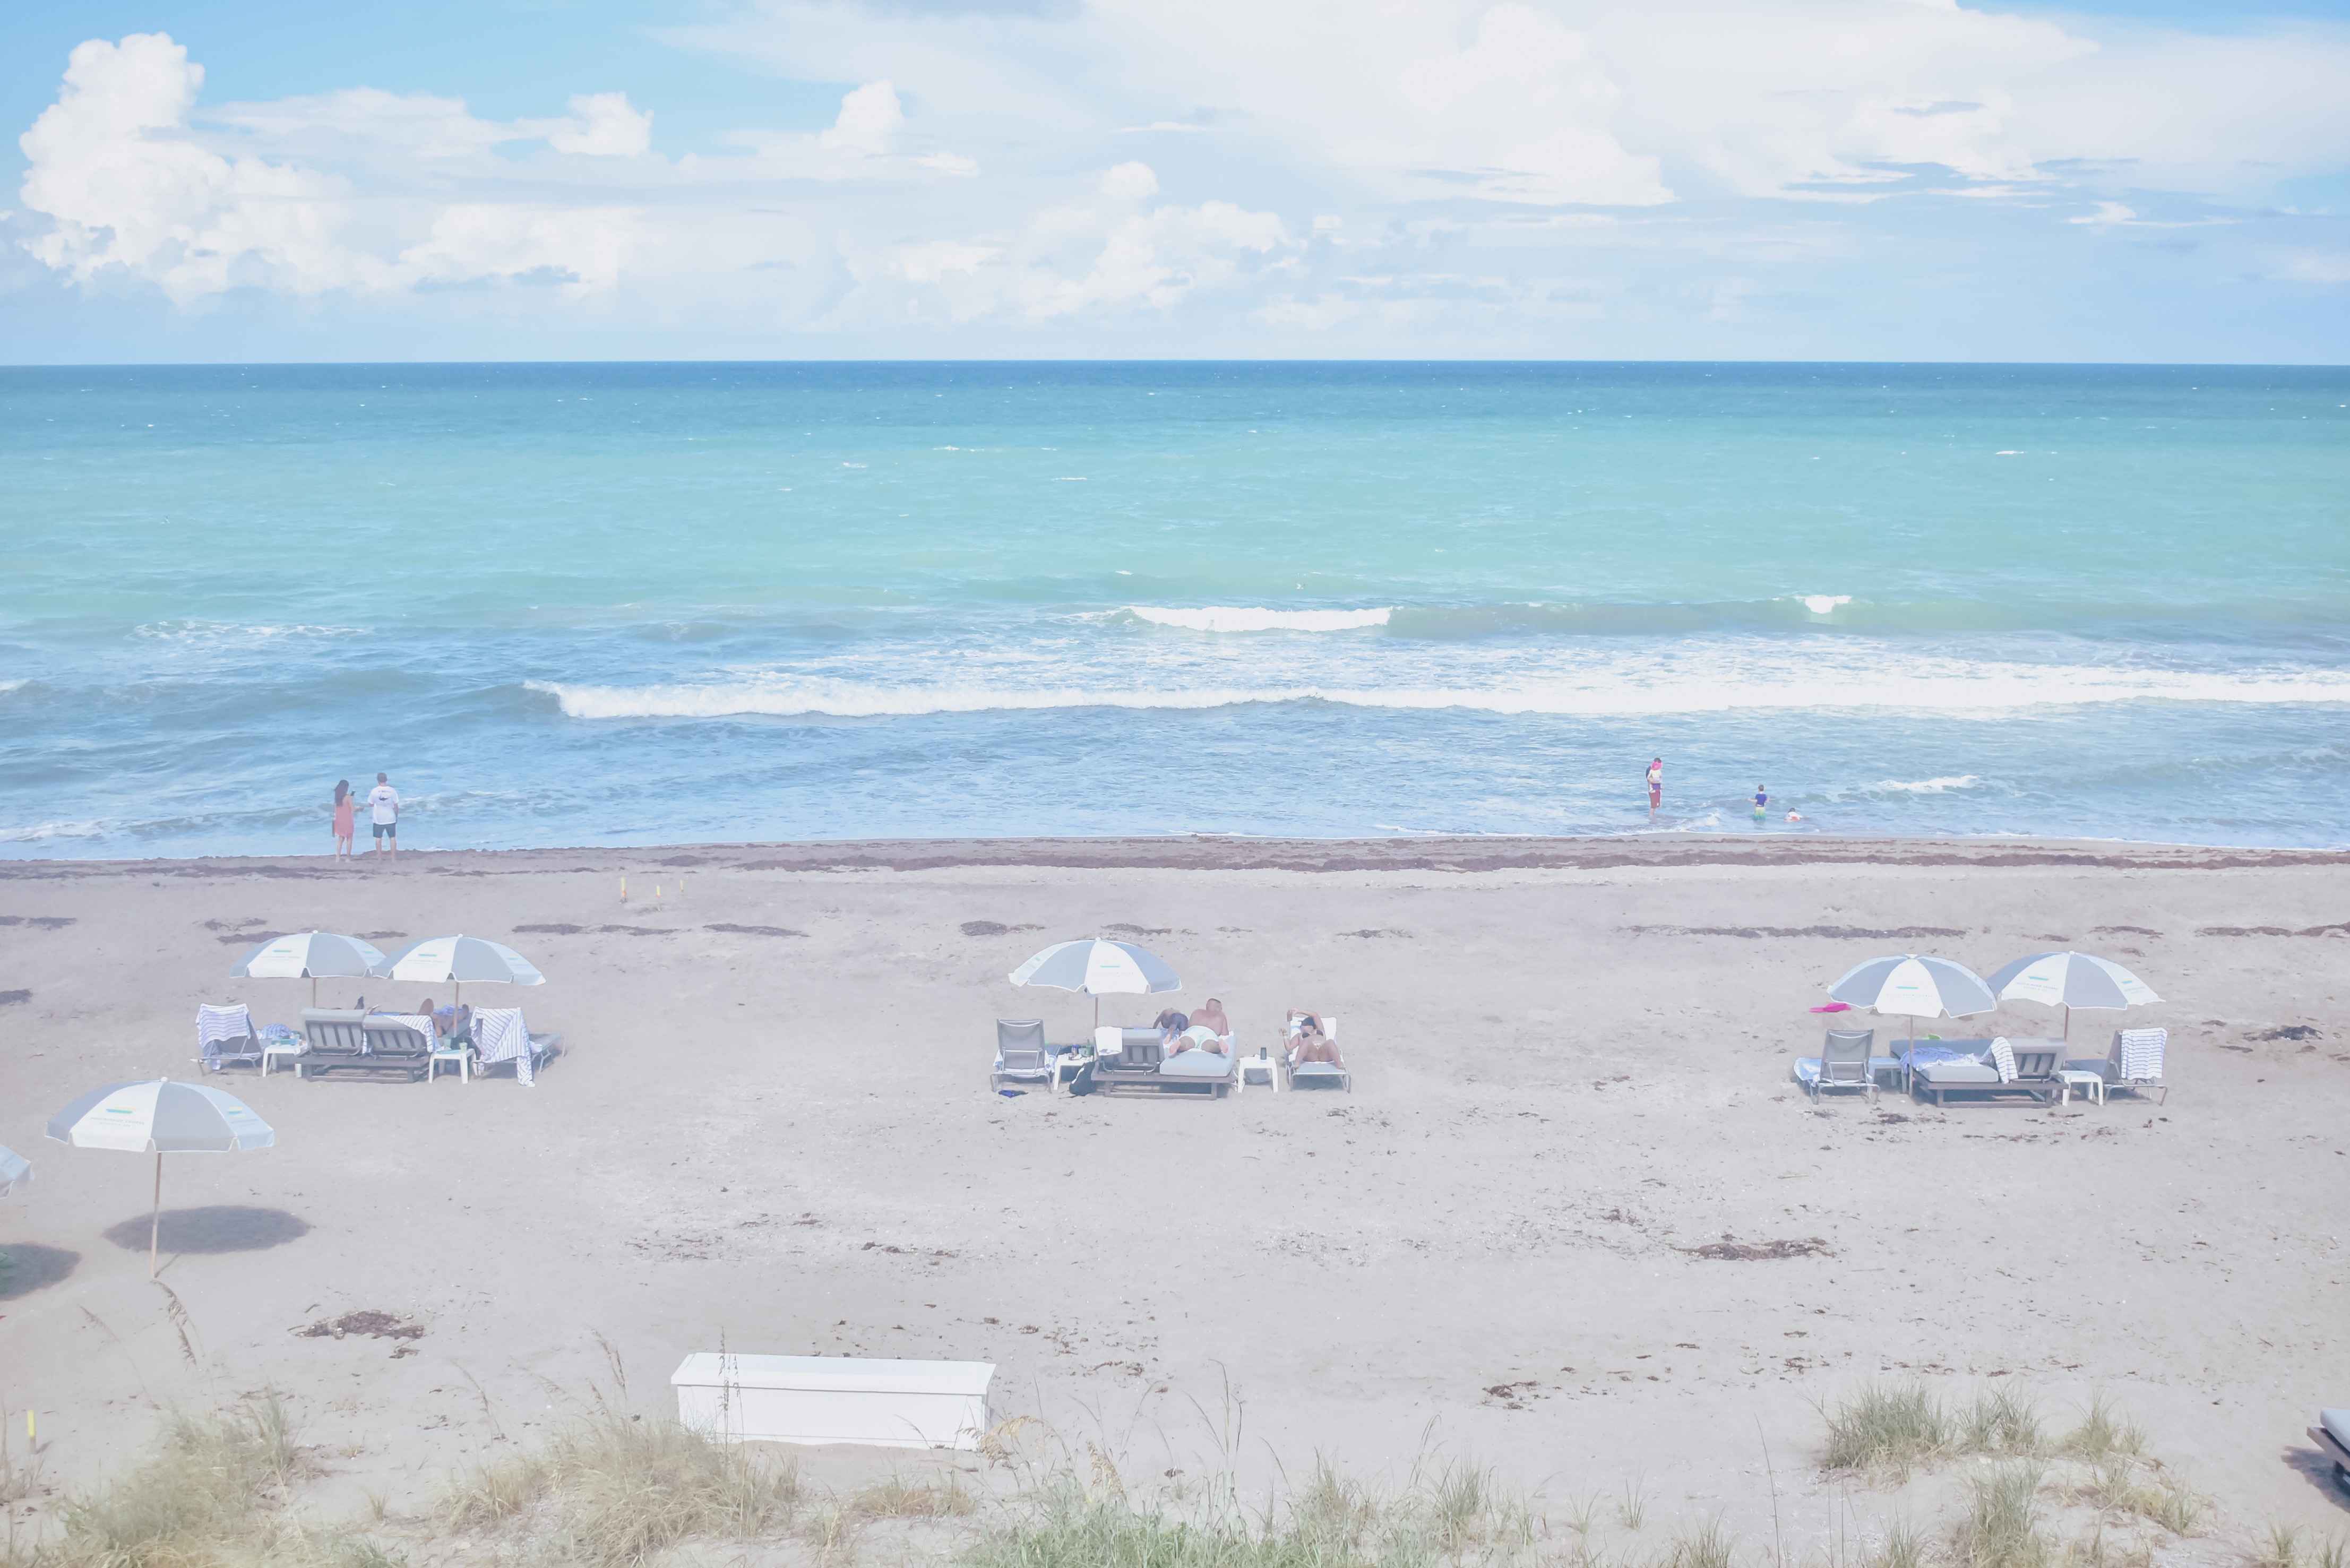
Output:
[197,1004,256,1071]
[377,1014,437,1043]
[1990,1038,2017,1083]
[2118,1028,2166,1082]
[471,1007,537,1086]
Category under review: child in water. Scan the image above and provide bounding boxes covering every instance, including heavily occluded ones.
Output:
[1752,785,1769,821]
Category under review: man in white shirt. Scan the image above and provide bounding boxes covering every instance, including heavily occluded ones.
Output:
[366,772,401,859]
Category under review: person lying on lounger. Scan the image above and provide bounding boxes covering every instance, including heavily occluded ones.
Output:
[1190,998,1230,1037]
[1286,1010,1342,1066]
[1154,1007,1189,1045]
[1166,1023,1229,1055]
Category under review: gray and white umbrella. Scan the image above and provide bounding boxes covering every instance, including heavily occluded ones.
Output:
[1009,937,1180,1029]
[47,1079,275,1277]
[382,935,544,1006]
[0,1144,29,1198]
[229,930,390,1006]
[1827,953,1998,1050]
[1985,950,2161,1040]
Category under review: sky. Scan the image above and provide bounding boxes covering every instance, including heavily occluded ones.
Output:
[3,0,2347,363]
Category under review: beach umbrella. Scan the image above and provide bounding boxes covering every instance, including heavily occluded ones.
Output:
[0,1144,29,1198]
[1985,951,2161,1041]
[1009,937,1180,1029]
[229,931,390,1006]
[46,1079,274,1278]
[381,935,544,1006]
[1827,953,1998,1051]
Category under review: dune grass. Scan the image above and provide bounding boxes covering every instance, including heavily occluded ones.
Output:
[960,1460,1537,1568]
[2,1398,394,1568]
[443,1410,803,1566]
[1950,1463,2048,1568]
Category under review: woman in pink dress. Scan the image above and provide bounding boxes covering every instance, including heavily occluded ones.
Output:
[332,780,356,863]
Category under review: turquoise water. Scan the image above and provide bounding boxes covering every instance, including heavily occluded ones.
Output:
[2,361,2346,857]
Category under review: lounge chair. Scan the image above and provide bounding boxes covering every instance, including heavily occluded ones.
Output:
[196,1003,264,1073]
[298,1008,432,1082]
[471,1006,561,1086]
[1086,1025,1234,1098]
[991,1018,1061,1095]
[2309,1408,2350,1492]
[1910,1037,2061,1106]
[2065,1027,2168,1105]
[1285,1013,1350,1092]
[1793,1027,1876,1104]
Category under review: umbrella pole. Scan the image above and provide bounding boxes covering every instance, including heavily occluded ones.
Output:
[150,1151,162,1279]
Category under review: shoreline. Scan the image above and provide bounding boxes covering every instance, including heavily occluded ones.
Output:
[4,831,2347,880]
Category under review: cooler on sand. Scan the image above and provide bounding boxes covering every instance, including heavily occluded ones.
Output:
[670,1354,994,1450]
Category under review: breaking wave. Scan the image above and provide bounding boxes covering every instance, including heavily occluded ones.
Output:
[1126,606,1393,632]
[529,667,2350,722]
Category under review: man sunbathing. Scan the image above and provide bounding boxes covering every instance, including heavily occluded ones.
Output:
[1286,1010,1342,1065]
[1166,1022,1228,1055]
[1189,997,1230,1038]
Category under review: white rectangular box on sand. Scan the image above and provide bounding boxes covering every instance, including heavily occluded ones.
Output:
[671,1354,994,1450]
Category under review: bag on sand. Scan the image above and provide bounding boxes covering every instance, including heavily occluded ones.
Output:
[1065,1062,1097,1096]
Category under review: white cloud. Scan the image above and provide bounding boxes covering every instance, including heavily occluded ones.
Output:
[821,81,904,154]
[547,92,654,157]
[12,5,2350,354]
[1099,161,1158,199]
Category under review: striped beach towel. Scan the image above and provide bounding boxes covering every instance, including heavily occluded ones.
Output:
[376,1014,437,1043]
[196,1004,256,1069]
[2118,1028,2166,1083]
[1989,1037,2017,1083]
[471,1007,538,1087]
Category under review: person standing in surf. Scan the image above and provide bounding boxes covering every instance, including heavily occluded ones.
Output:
[1646,758,1663,812]
[332,780,356,863]
[1752,785,1769,822]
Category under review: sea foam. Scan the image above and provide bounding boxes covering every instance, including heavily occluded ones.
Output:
[529,666,2350,722]
[1128,606,1393,632]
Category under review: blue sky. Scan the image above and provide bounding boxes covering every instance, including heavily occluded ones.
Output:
[4,0,2347,362]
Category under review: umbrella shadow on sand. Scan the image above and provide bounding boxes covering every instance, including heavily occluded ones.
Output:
[101,1205,309,1257]
[0,1244,80,1300]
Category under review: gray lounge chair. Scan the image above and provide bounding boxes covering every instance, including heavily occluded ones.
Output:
[1793,1027,1876,1104]
[991,1018,1060,1095]
[299,1009,433,1082]
[1910,1038,2061,1106]
[2064,1027,2168,1105]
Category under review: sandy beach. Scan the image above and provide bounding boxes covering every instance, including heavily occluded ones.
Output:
[3,833,2347,1555]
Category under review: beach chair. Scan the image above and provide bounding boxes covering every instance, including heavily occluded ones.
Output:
[991,1018,1059,1095]
[2066,1027,2168,1104]
[196,1003,264,1073]
[1911,1037,2060,1107]
[1793,1027,1876,1104]
[470,1006,561,1086]
[1285,1014,1351,1092]
[2309,1408,2350,1492]
[1087,1026,1234,1098]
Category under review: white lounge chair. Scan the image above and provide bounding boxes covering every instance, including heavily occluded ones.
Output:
[471,1006,561,1087]
[991,1018,1060,1095]
[1285,1013,1351,1092]
[1793,1027,1876,1104]
[196,1003,264,1073]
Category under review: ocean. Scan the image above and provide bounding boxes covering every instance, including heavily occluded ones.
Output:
[2,361,2345,858]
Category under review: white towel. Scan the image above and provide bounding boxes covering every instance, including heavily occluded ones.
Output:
[471,1007,537,1087]
[2118,1028,2166,1082]
[1990,1038,2017,1083]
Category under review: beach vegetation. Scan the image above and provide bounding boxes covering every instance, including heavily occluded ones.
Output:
[1950,1463,2048,1568]
[1821,1384,1952,1476]
[1665,1517,1737,1568]
[1871,1518,1931,1568]
[441,1410,801,1566]
[3,1396,396,1568]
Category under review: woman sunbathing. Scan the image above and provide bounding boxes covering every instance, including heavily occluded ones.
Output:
[1286,1010,1342,1065]
[1166,1023,1228,1055]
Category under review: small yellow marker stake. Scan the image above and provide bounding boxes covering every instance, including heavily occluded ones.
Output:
[620,877,627,904]
[27,1409,35,1444]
